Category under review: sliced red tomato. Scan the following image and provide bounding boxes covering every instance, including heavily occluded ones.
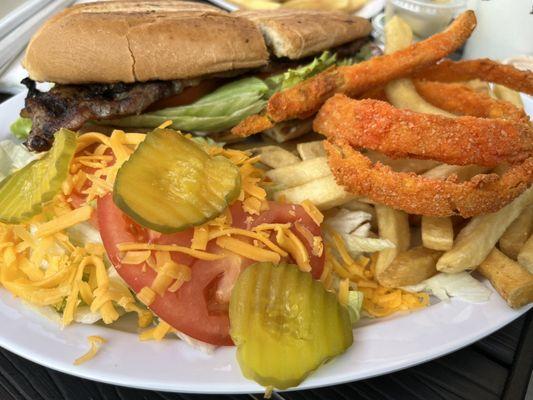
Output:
[230,201,325,279]
[98,195,325,345]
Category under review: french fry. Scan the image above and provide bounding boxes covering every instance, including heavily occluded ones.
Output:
[263,119,313,143]
[229,0,281,9]
[266,157,331,188]
[273,175,354,210]
[251,146,300,168]
[384,16,454,117]
[281,0,366,12]
[296,141,325,160]
[437,187,533,273]
[422,164,489,181]
[517,234,533,274]
[378,246,441,288]
[374,204,411,285]
[478,248,533,309]
[365,150,440,174]
[499,205,533,259]
[421,216,454,251]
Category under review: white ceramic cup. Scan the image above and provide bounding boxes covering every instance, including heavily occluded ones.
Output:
[463,0,533,60]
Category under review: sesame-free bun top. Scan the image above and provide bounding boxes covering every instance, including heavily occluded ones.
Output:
[235,9,372,60]
[23,1,269,84]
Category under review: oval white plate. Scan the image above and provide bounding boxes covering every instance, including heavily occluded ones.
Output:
[0,92,531,394]
[207,0,386,19]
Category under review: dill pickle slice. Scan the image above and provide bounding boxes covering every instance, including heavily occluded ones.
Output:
[0,129,77,224]
[113,129,241,233]
[230,263,353,390]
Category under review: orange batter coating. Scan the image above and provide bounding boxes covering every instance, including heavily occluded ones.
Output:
[413,59,533,96]
[265,11,477,123]
[413,80,530,122]
[325,140,533,218]
[314,96,533,168]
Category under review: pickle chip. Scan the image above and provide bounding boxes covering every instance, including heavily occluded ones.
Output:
[0,129,77,224]
[113,129,241,233]
[229,262,353,390]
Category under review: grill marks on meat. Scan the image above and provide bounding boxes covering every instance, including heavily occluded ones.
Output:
[21,78,183,152]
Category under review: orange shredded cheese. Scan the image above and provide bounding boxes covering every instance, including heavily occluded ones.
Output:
[116,243,224,261]
[216,236,281,263]
[137,287,156,306]
[275,228,310,272]
[74,336,107,365]
[301,199,324,226]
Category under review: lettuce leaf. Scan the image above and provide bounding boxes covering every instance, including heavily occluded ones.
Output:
[347,290,364,325]
[66,221,102,247]
[402,272,491,303]
[324,208,395,257]
[0,140,39,181]
[265,51,337,94]
[10,117,32,140]
[110,51,337,133]
[109,77,269,132]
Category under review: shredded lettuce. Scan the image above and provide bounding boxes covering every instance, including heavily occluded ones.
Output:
[402,272,491,303]
[0,140,38,181]
[66,221,103,247]
[337,43,376,66]
[265,51,337,94]
[325,209,395,257]
[347,290,364,325]
[342,235,395,256]
[175,330,217,354]
[109,77,269,132]
[10,117,32,140]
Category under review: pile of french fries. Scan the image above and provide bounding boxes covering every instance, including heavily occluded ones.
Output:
[228,0,367,12]
[255,140,533,310]
[251,16,533,310]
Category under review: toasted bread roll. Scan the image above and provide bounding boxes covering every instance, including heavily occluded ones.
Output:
[24,1,269,84]
[236,9,371,59]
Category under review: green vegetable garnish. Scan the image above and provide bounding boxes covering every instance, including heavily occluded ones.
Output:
[113,128,241,233]
[110,51,338,132]
[10,117,32,140]
[230,262,353,390]
[0,129,77,224]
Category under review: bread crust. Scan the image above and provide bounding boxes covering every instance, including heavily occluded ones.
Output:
[235,9,371,60]
[23,1,269,84]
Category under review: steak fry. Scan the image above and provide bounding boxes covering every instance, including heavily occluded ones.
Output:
[21,78,183,152]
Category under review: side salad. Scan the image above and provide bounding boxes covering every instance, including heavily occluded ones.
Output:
[0,122,488,391]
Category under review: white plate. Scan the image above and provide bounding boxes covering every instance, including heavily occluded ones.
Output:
[208,0,386,19]
[0,92,531,394]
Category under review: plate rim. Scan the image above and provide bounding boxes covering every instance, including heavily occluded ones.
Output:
[0,91,531,394]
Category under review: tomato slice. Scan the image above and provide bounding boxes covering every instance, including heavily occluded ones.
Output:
[230,201,325,279]
[98,195,325,346]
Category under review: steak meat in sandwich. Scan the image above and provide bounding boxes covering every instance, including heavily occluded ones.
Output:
[17,0,371,151]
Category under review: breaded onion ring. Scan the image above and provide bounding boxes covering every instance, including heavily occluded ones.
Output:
[324,140,533,217]
[265,11,477,123]
[413,80,530,122]
[313,96,532,168]
[413,59,533,95]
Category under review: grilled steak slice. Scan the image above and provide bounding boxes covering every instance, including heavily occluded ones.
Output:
[21,78,183,152]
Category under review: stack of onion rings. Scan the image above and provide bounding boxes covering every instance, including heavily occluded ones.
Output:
[314,95,533,217]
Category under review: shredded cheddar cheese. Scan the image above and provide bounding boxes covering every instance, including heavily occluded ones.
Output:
[323,232,430,317]
[74,336,106,365]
